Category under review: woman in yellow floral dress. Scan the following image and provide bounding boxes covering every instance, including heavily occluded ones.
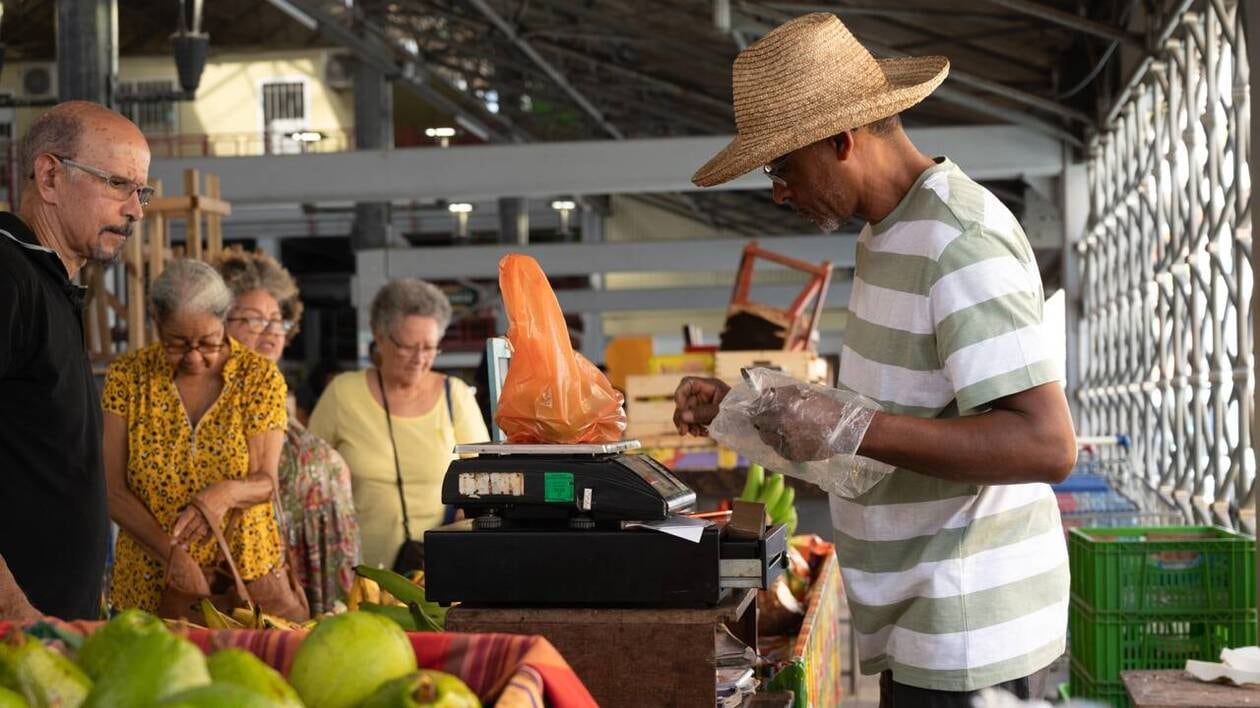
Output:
[101,260,288,613]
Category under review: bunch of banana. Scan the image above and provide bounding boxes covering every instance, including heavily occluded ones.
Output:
[346,576,383,611]
[198,599,308,631]
[354,566,447,632]
[738,463,798,536]
[229,606,308,631]
[199,600,245,630]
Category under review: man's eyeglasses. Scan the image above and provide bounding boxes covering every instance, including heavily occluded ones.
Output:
[388,333,441,359]
[53,154,155,207]
[162,338,228,357]
[227,316,296,335]
[763,155,789,187]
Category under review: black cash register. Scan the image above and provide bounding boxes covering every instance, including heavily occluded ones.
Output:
[423,441,787,607]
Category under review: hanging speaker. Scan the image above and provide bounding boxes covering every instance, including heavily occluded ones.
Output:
[171,32,209,94]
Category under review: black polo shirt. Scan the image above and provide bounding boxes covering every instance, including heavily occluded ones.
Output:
[0,212,109,620]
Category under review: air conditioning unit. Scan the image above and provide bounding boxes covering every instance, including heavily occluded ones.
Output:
[325,53,353,91]
[21,65,55,98]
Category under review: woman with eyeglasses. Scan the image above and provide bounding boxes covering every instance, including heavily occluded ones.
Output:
[309,278,489,571]
[214,248,361,613]
[101,259,288,613]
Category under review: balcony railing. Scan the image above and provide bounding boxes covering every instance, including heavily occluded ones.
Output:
[144,129,356,158]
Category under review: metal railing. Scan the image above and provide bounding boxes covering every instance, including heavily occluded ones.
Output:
[1077,1,1253,531]
[143,129,356,158]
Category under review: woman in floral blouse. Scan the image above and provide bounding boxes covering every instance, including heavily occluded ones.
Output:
[103,260,288,612]
[215,248,361,613]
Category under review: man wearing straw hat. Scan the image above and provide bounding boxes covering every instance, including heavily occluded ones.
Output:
[674,13,1077,705]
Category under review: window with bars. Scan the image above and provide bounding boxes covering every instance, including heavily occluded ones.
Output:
[261,81,307,154]
[1078,1,1252,531]
[262,81,306,124]
[118,80,178,134]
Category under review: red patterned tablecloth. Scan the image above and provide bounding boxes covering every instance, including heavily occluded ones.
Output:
[2,620,597,708]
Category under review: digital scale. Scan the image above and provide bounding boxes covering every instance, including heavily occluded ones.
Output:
[423,440,788,607]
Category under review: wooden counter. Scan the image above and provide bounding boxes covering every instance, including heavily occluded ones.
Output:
[446,588,758,708]
[1123,670,1260,707]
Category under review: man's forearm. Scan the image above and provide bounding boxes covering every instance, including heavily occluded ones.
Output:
[858,407,1077,485]
[0,552,39,621]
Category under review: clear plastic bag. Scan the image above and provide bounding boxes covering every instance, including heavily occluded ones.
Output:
[708,368,894,498]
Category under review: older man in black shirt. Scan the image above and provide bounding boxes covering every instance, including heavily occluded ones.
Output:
[0,101,150,620]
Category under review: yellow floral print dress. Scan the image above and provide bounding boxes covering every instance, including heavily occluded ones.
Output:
[102,338,288,611]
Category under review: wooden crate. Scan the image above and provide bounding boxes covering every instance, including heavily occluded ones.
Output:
[625,373,689,400]
[625,373,684,439]
[714,350,829,385]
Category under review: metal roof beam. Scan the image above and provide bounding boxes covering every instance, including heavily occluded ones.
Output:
[930,85,1083,147]
[978,0,1145,48]
[467,0,625,139]
[268,0,524,143]
[761,3,1021,23]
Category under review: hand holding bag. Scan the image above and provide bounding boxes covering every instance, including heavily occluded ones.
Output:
[158,492,310,622]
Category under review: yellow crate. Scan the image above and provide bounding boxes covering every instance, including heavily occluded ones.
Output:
[648,352,715,375]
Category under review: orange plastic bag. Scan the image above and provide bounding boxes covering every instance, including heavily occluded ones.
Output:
[495,254,626,444]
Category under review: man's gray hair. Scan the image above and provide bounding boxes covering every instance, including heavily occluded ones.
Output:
[149,259,233,325]
[20,110,81,182]
[370,278,452,336]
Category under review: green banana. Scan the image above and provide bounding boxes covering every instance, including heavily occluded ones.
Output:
[407,603,443,633]
[739,464,764,501]
[769,486,795,522]
[360,602,444,633]
[781,507,799,537]
[358,603,420,632]
[354,566,447,629]
[757,473,785,510]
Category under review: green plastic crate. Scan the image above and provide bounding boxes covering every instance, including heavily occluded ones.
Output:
[1069,657,1130,708]
[1068,526,1254,613]
[1069,597,1256,684]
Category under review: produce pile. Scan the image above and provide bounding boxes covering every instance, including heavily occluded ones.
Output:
[758,535,834,635]
[0,567,477,708]
[197,566,446,636]
[737,463,798,536]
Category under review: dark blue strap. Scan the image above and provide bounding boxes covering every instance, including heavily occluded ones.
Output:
[441,376,457,526]
[444,376,453,424]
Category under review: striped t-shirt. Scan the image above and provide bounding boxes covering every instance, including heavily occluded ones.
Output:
[833,158,1068,691]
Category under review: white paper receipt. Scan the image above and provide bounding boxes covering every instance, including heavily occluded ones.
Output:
[458,472,525,498]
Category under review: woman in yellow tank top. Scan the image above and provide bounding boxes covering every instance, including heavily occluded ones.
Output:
[309,278,489,570]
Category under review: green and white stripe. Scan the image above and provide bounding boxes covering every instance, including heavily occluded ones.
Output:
[834,158,1067,691]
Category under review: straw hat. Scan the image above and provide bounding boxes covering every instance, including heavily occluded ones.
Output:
[693,13,949,187]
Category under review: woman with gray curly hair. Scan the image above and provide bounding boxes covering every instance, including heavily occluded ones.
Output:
[214,248,361,613]
[309,278,489,572]
[101,259,289,613]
